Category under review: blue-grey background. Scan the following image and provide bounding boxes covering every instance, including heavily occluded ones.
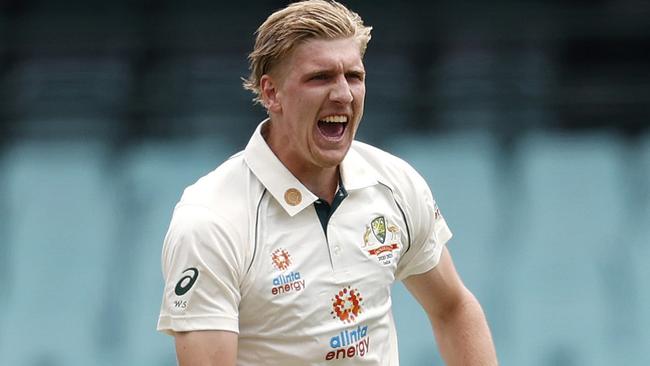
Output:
[1,1,648,365]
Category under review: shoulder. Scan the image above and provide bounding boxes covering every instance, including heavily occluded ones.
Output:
[163,151,260,270]
[171,151,263,239]
[180,151,261,208]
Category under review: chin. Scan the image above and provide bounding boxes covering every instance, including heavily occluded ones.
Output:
[315,151,348,168]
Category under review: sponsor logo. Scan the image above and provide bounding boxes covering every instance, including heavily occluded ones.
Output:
[271,248,292,271]
[362,216,402,266]
[331,286,363,324]
[269,248,306,296]
[171,267,199,311]
[174,267,199,296]
[271,271,305,296]
[325,287,369,361]
[325,324,370,361]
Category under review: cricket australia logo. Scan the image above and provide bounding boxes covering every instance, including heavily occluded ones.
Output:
[362,216,402,266]
[371,216,386,243]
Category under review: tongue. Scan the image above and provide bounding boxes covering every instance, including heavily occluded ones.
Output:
[318,121,345,138]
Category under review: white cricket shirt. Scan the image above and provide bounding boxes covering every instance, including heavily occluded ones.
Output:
[157,120,452,365]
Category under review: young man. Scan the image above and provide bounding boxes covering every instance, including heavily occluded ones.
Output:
[157,1,498,365]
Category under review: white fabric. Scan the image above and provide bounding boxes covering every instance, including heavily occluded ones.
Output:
[158,120,452,365]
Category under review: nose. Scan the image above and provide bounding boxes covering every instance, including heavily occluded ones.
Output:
[329,75,353,104]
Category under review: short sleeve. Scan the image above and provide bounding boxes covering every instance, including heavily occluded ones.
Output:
[157,204,244,335]
[395,174,452,281]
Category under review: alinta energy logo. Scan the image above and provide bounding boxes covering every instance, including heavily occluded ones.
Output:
[331,286,363,324]
[271,248,292,271]
[270,248,305,296]
[325,286,370,361]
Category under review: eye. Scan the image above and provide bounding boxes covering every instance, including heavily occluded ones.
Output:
[346,72,365,82]
[309,73,329,81]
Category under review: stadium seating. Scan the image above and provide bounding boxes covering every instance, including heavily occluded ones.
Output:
[4,57,131,139]
[0,140,116,366]
[140,54,262,140]
[631,132,650,366]
[508,132,625,366]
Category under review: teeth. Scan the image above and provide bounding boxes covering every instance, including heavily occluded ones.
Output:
[320,115,348,123]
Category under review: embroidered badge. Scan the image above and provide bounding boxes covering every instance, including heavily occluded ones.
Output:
[370,216,386,244]
[362,216,402,266]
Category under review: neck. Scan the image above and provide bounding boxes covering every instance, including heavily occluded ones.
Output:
[262,122,340,204]
[277,155,339,204]
[300,166,339,204]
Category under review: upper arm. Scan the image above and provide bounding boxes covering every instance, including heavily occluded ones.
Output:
[402,246,499,365]
[392,162,453,281]
[175,330,238,366]
[158,205,244,335]
[402,246,472,322]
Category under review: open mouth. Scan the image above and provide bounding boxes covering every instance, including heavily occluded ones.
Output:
[317,115,348,139]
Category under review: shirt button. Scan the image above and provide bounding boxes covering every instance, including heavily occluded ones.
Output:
[333,245,341,255]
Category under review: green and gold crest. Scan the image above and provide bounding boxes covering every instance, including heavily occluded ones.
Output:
[371,216,386,244]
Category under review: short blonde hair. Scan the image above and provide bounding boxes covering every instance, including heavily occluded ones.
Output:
[243,0,372,104]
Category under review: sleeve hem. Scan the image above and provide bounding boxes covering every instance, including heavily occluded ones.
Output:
[397,231,452,281]
[157,314,239,336]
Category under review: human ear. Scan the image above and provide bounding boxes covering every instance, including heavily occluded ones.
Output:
[260,75,282,113]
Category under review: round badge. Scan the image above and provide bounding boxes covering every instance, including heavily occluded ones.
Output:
[284,188,302,206]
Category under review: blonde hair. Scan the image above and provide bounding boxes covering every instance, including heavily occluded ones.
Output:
[243,0,372,104]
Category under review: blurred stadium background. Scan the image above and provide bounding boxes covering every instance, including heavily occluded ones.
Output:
[0,0,648,365]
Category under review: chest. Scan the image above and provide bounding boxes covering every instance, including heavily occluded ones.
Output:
[238,186,409,335]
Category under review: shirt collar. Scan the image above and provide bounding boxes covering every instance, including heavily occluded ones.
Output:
[244,120,379,216]
[340,145,380,191]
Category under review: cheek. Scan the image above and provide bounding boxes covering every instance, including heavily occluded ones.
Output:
[353,85,366,102]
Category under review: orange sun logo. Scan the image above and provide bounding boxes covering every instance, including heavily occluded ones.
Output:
[271,248,292,271]
[331,286,363,324]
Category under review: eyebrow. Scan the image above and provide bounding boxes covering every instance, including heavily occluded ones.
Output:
[303,67,366,80]
[304,70,332,79]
